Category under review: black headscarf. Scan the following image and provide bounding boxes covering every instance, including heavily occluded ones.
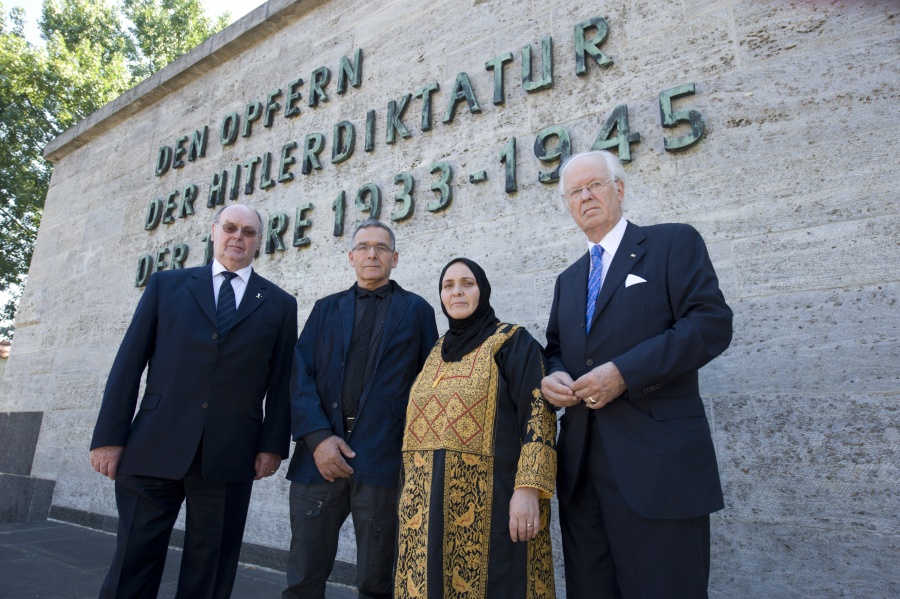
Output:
[439,258,500,362]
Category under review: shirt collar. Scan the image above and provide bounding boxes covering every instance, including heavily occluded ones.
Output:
[212,259,252,284]
[587,217,628,258]
[355,280,394,298]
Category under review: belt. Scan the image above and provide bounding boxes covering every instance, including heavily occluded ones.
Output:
[344,416,356,433]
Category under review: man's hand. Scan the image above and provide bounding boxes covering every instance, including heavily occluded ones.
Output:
[541,371,579,408]
[90,446,125,481]
[312,436,356,482]
[570,362,627,409]
[254,452,283,480]
[509,487,541,542]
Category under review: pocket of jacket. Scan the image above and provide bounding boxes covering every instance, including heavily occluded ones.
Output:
[139,394,160,410]
[648,396,705,421]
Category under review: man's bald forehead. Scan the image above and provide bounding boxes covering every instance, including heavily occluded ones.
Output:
[217,205,263,231]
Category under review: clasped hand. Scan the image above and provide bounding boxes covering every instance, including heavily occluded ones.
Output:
[541,362,626,410]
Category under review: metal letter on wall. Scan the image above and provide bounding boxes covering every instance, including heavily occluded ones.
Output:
[293,203,313,247]
[442,72,482,124]
[355,183,381,221]
[265,212,289,254]
[336,48,363,94]
[591,104,640,162]
[155,147,172,176]
[534,126,571,183]
[332,121,356,163]
[391,172,414,221]
[332,190,346,237]
[171,243,189,268]
[220,112,239,146]
[188,126,208,162]
[574,17,613,75]
[145,198,163,230]
[485,52,514,105]
[309,67,331,107]
[428,162,453,212]
[659,83,705,150]
[522,36,553,92]
[135,254,153,287]
[386,94,412,144]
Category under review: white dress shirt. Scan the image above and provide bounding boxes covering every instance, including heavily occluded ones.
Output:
[587,217,628,288]
[212,260,253,309]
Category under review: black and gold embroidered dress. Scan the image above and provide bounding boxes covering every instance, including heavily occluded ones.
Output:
[396,323,557,599]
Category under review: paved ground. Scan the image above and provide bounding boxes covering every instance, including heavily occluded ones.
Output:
[0,520,356,598]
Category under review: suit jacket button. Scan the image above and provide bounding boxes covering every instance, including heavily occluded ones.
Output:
[211,333,218,340]
[586,359,593,367]
[333,402,338,408]
[202,402,208,408]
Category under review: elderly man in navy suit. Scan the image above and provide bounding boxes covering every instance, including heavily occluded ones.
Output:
[542,151,733,599]
[90,204,297,599]
[284,220,437,599]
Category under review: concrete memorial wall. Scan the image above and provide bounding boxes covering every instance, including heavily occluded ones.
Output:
[0,0,897,596]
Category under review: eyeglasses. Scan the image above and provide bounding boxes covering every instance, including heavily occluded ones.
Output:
[352,243,394,255]
[218,222,258,238]
[563,179,615,202]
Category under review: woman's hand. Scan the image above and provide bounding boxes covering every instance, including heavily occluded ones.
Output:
[509,487,541,542]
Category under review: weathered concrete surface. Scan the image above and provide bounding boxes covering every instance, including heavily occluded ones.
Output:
[1,0,897,596]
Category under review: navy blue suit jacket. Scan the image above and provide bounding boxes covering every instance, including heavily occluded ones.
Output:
[286,282,438,488]
[546,222,732,519]
[91,265,298,483]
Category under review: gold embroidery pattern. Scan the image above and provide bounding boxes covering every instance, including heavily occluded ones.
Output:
[399,324,556,598]
[515,390,558,498]
[444,451,492,599]
[404,326,518,455]
[526,498,556,599]
[396,451,432,598]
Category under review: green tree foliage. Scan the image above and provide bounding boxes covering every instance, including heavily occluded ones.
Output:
[0,0,229,339]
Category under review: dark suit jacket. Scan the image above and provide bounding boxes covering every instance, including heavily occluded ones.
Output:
[546,222,732,519]
[286,282,438,488]
[91,265,298,483]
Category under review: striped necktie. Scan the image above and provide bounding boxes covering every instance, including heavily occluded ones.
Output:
[216,271,238,341]
[585,245,604,334]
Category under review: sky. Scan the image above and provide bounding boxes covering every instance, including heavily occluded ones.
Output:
[6,0,266,45]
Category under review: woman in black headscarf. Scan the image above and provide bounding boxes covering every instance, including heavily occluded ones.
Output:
[395,258,557,599]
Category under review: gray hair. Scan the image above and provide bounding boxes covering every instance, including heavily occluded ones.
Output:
[351,219,396,251]
[558,150,629,201]
[212,204,264,238]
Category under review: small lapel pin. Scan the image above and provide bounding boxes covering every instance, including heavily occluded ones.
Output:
[630,254,636,258]
[256,293,262,299]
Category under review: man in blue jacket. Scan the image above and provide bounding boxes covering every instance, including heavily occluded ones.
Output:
[285,220,438,599]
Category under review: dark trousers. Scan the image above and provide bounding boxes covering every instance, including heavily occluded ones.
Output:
[99,448,253,599]
[559,417,711,599]
[284,478,398,599]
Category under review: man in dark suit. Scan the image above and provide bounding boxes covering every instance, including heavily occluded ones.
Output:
[90,204,298,599]
[542,151,733,599]
[284,220,437,599]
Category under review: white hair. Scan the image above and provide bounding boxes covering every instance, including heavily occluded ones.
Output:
[558,150,628,199]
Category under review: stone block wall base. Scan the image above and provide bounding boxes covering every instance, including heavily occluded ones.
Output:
[0,473,55,523]
[0,411,56,523]
[49,505,357,587]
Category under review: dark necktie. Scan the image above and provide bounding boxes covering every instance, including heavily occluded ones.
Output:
[217,271,238,341]
[586,245,604,334]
